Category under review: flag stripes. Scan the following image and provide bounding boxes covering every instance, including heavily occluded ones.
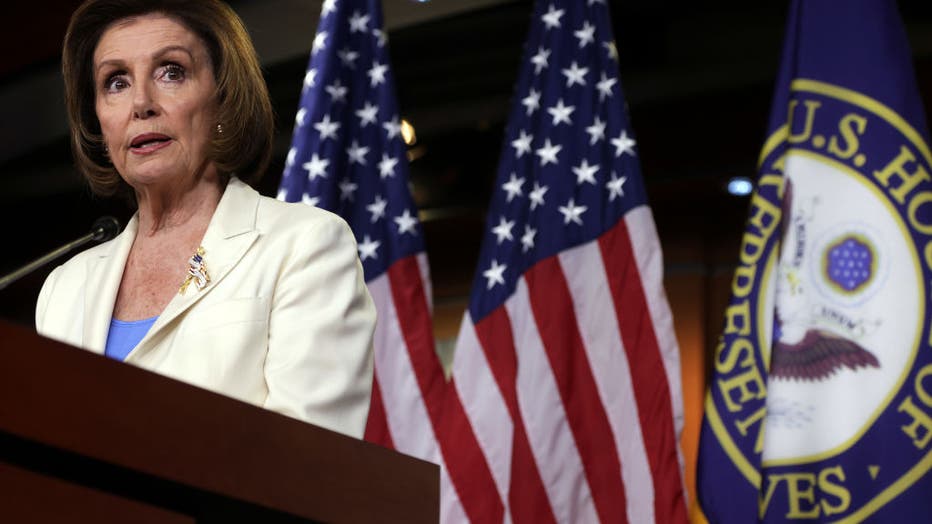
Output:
[372,256,505,523]
[445,209,685,522]
[363,376,393,447]
[599,208,687,523]
[557,239,655,524]
[525,257,628,523]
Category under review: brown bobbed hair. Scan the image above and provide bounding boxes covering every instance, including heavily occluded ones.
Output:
[62,0,274,197]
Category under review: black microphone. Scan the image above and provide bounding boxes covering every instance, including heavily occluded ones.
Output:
[90,216,121,242]
[0,216,122,291]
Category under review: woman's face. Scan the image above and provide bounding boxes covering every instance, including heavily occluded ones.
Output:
[93,14,218,189]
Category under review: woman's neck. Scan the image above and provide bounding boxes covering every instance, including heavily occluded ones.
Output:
[134,175,225,238]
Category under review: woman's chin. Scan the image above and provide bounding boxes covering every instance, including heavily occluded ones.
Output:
[121,167,187,190]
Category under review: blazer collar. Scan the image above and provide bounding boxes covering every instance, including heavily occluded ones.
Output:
[82,214,137,353]
[82,177,262,356]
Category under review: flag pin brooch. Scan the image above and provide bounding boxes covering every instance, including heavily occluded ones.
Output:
[179,246,210,294]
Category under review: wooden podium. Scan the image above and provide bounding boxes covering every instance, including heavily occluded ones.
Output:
[0,320,438,523]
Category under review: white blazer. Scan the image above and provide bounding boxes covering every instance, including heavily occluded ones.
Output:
[36,177,376,438]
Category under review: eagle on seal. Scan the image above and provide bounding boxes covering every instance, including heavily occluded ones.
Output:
[769,177,880,381]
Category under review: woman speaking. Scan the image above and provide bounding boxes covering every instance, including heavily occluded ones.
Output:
[35,0,376,439]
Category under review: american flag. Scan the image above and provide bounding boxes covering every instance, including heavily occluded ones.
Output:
[441,0,688,521]
[277,0,453,482]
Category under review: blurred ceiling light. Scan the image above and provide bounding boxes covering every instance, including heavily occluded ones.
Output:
[401,119,417,146]
[726,176,754,196]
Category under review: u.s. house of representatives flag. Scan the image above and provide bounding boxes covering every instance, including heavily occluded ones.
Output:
[698,0,932,521]
[277,0,453,478]
[441,0,687,522]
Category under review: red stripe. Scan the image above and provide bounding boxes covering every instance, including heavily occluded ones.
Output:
[599,220,688,523]
[525,257,628,523]
[474,309,558,524]
[363,375,394,448]
[386,256,504,522]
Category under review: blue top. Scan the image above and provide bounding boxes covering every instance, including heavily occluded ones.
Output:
[104,316,158,361]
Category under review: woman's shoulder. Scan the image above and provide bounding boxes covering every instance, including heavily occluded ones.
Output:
[255,192,352,236]
[52,234,120,278]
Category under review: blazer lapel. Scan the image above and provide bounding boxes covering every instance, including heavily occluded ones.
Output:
[128,178,261,358]
[83,215,139,354]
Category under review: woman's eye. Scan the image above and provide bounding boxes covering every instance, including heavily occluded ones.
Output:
[104,74,128,92]
[160,64,185,82]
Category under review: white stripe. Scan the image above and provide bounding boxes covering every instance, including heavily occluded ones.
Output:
[368,273,440,463]
[450,315,513,508]
[507,277,599,524]
[558,240,656,524]
[370,272,470,523]
[625,207,686,473]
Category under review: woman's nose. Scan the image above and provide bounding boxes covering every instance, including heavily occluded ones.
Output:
[132,82,159,119]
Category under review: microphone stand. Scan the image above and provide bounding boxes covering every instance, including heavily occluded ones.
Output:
[0,217,120,291]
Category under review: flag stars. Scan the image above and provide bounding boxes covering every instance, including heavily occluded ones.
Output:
[295,107,308,127]
[606,172,627,201]
[302,154,329,180]
[541,4,565,30]
[559,198,588,225]
[312,31,328,55]
[574,21,595,48]
[547,98,575,126]
[314,113,340,140]
[596,73,617,101]
[529,182,548,210]
[531,46,550,74]
[346,140,369,165]
[357,235,381,261]
[321,0,336,17]
[585,116,606,145]
[349,10,370,33]
[491,216,515,244]
[339,179,358,201]
[535,138,562,166]
[378,154,398,179]
[383,116,402,140]
[522,89,541,116]
[394,209,419,235]
[286,147,297,168]
[303,68,317,89]
[338,47,359,69]
[511,130,533,158]
[366,195,388,223]
[356,102,379,127]
[483,260,507,290]
[562,62,588,88]
[521,224,537,252]
[325,80,347,103]
[502,172,525,202]
[302,193,320,207]
[373,28,388,47]
[367,62,388,86]
[572,159,599,185]
[611,130,637,157]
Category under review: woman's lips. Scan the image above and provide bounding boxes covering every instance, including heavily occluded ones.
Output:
[129,133,172,154]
